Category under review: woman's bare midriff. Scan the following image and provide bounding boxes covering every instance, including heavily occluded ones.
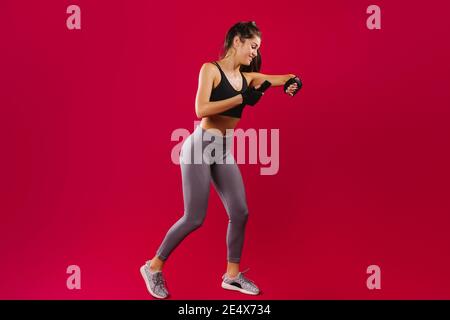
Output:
[200,115,240,136]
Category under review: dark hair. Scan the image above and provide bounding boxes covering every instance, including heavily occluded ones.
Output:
[220,21,262,73]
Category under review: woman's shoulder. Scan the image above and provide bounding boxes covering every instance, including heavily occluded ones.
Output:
[201,61,218,69]
[198,62,221,89]
[200,61,221,76]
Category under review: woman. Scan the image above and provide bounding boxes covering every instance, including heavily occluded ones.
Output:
[140,21,301,299]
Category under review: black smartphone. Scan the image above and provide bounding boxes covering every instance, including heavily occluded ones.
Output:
[256,80,272,92]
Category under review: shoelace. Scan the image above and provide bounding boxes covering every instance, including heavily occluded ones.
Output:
[153,272,166,288]
[241,267,250,274]
[224,267,256,285]
[239,268,257,286]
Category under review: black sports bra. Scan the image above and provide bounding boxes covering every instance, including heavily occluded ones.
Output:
[209,61,248,118]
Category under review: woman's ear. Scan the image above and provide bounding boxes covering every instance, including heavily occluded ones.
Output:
[232,35,241,49]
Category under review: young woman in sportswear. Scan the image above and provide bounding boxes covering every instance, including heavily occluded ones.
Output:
[140,21,302,299]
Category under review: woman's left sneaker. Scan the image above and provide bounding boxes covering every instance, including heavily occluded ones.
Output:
[140,260,169,299]
[221,269,260,295]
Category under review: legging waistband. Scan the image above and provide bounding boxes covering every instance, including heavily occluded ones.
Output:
[195,125,234,145]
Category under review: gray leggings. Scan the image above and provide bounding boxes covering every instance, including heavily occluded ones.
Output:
[156,125,249,263]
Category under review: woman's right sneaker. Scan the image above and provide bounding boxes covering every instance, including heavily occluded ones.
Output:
[140,260,169,299]
[221,268,260,295]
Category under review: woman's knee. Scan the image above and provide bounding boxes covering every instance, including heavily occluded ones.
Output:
[230,205,249,224]
[189,218,205,229]
[181,212,206,230]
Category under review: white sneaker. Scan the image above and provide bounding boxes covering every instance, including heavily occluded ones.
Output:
[140,260,169,299]
[221,268,260,295]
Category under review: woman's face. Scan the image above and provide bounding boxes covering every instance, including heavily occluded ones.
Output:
[235,36,261,65]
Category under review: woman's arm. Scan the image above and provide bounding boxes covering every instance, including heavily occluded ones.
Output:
[244,72,300,96]
[195,63,243,118]
[245,72,296,88]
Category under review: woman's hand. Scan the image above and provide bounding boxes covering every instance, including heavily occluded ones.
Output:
[284,75,302,96]
[241,86,264,106]
[285,82,299,96]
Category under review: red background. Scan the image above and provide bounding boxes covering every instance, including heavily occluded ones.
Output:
[1,0,449,299]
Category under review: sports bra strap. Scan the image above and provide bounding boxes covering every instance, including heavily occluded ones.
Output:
[212,61,223,73]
